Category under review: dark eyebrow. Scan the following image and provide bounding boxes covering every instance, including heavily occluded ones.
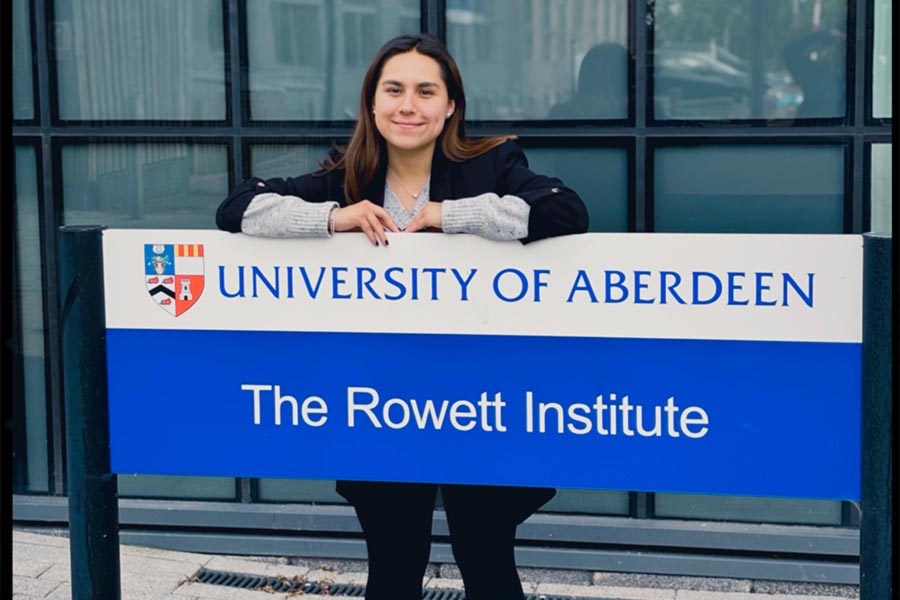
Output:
[381,80,439,89]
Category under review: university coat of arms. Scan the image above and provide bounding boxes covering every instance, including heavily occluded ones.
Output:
[145,243,205,316]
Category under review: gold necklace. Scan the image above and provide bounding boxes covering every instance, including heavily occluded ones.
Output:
[388,169,428,200]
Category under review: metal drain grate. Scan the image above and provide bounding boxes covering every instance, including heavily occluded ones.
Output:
[193,567,604,599]
[193,567,366,596]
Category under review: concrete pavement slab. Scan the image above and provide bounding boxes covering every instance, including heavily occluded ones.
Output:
[33,562,70,583]
[11,539,69,565]
[423,576,467,589]
[13,530,70,548]
[593,573,753,593]
[534,582,677,598]
[520,565,594,585]
[12,575,66,598]
[11,557,54,579]
[676,591,849,600]
[120,553,204,577]
[750,581,859,598]
[590,585,678,600]
[119,544,215,565]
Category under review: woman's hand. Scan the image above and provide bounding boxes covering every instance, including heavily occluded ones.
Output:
[333,200,399,246]
[404,201,443,233]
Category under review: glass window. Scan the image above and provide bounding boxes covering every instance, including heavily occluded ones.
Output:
[248,143,629,231]
[522,145,629,232]
[62,143,228,229]
[539,489,630,515]
[14,145,50,493]
[872,0,892,118]
[654,493,843,525]
[118,475,236,500]
[870,144,892,234]
[249,143,336,180]
[62,142,229,499]
[654,144,844,233]
[258,479,348,503]
[653,0,848,120]
[54,0,226,121]
[247,1,419,121]
[448,0,629,120]
[13,0,35,120]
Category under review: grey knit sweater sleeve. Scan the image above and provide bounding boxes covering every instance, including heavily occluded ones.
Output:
[241,193,338,238]
[441,193,531,240]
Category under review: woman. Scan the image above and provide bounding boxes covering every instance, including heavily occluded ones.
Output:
[217,34,588,600]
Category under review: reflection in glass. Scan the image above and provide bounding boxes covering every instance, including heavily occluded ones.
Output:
[872,0,892,118]
[62,144,228,229]
[448,0,629,120]
[118,475,236,499]
[653,0,847,120]
[524,146,628,232]
[13,0,34,120]
[655,493,842,525]
[54,0,226,120]
[249,144,336,181]
[247,1,419,121]
[870,144,892,234]
[539,489,629,515]
[14,146,50,493]
[258,479,348,503]
[654,145,844,233]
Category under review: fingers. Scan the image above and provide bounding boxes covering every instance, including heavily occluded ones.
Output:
[373,206,400,233]
[333,201,394,247]
[366,211,388,246]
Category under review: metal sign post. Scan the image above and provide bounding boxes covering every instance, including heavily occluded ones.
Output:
[59,226,121,600]
[860,233,893,599]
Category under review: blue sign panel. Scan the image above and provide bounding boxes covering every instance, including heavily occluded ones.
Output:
[107,328,861,500]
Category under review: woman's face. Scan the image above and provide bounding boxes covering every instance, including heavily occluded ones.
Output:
[372,50,455,156]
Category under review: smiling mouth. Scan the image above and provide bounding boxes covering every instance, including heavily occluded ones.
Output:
[393,121,424,128]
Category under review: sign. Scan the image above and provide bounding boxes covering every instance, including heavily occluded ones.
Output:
[102,230,863,500]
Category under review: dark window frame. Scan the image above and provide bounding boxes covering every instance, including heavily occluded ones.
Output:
[6,0,891,534]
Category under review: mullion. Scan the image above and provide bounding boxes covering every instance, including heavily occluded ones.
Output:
[34,0,66,496]
[634,0,648,233]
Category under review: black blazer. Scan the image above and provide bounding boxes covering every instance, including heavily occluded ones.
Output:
[217,139,582,522]
[216,140,589,243]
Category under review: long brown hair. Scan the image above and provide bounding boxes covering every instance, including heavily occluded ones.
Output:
[322,34,514,204]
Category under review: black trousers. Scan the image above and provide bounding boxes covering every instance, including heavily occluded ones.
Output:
[349,482,525,600]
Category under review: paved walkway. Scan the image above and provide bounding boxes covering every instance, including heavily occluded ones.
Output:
[13,528,859,600]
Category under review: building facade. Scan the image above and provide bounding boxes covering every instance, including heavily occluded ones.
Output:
[10,0,893,583]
